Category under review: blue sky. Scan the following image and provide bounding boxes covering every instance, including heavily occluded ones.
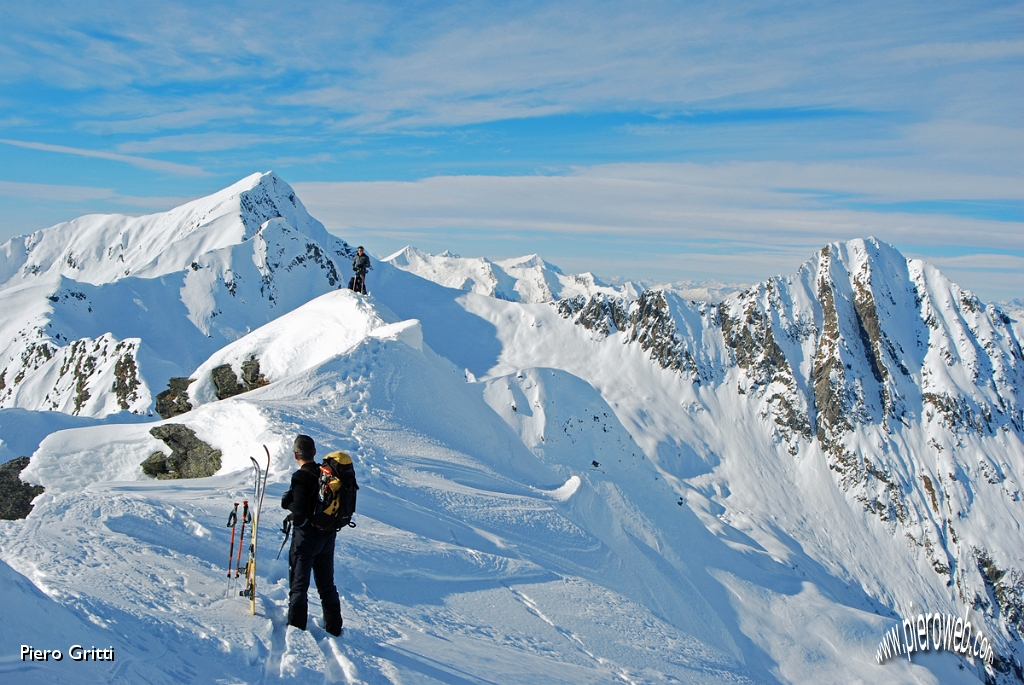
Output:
[1,0,1022,300]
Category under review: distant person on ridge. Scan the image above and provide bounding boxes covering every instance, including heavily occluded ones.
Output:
[350,246,370,294]
[282,435,343,636]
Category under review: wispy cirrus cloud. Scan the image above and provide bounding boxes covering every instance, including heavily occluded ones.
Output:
[0,179,192,208]
[1,1,1020,300]
[115,133,299,154]
[6,2,1021,131]
[0,139,206,175]
[76,105,262,135]
[294,160,1024,300]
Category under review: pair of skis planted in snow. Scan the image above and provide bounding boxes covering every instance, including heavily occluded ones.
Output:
[226,445,270,614]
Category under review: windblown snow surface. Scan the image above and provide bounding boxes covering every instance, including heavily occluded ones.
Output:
[1,173,1022,684]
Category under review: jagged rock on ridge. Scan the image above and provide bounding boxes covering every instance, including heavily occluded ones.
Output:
[144,425,221,479]
[155,377,195,419]
[212,355,268,400]
[0,457,45,519]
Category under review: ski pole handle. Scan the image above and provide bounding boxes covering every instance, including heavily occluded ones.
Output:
[227,502,238,527]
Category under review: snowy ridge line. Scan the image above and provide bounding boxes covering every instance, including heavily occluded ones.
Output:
[0,172,357,419]
[1,173,1022,683]
[384,244,641,304]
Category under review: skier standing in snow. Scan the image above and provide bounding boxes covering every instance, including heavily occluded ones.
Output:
[282,435,343,636]
[350,246,370,294]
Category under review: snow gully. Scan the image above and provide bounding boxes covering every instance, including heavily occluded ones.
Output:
[875,611,995,667]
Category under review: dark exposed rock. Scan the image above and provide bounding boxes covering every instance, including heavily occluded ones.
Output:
[626,291,693,373]
[240,356,269,390]
[155,377,195,419]
[975,548,1024,640]
[0,457,45,520]
[719,280,811,451]
[923,391,993,434]
[140,451,170,477]
[145,424,222,479]
[557,294,629,337]
[556,291,702,377]
[291,243,342,288]
[212,364,245,400]
[214,356,269,400]
[111,344,142,411]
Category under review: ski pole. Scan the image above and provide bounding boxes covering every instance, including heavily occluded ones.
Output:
[226,502,238,577]
[276,515,292,560]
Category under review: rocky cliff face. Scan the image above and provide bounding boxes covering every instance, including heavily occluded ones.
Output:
[557,237,1024,656]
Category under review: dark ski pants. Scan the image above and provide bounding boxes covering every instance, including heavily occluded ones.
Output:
[349,273,367,294]
[288,526,342,635]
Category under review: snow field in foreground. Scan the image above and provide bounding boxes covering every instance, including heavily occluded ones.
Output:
[1,319,955,684]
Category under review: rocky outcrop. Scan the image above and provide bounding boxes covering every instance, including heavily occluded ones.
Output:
[0,457,45,519]
[155,377,195,419]
[0,332,147,417]
[212,356,268,400]
[556,291,700,377]
[557,294,629,337]
[143,425,222,479]
[155,357,269,416]
[720,280,812,454]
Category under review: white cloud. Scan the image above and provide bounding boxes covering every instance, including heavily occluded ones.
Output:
[6,2,1021,134]
[0,179,191,210]
[0,181,116,202]
[116,132,299,154]
[0,139,207,176]
[294,161,1024,300]
[77,105,262,135]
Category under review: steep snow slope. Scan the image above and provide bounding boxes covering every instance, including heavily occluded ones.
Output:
[0,173,355,418]
[2,295,788,684]
[437,237,1024,683]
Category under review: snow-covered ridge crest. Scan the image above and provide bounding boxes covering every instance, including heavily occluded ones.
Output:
[384,245,638,303]
[561,237,1023,455]
[0,172,330,288]
[185,289,414,407]
[0,172,356,418]
[553,236,1024,654]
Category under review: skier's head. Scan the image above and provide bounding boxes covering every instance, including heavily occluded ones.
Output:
[356,246,364,255]
[293,434,316,463]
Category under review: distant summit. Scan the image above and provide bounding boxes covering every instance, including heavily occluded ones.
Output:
[383,245,639,303]
[0,172,354,417]
[0,172,333,287]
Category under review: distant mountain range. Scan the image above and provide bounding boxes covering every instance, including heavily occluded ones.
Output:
[1,172,1021,683]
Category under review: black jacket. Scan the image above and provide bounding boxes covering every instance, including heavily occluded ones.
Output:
[282,461,320,528]
[352,253,370,275]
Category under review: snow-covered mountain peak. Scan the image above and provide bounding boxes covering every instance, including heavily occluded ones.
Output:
[383,244,636,303]
[0,172,357,418]
[494,253,559,272]
[0,171,328,289]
